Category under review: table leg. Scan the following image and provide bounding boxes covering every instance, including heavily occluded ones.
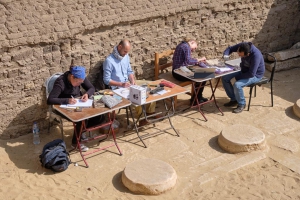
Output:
[70,111,123,168]
[125,107,130,127]
[128,106,147,148]
[191,82,208,121]
[107,111,123,155]
[71,121,89,168]
[209,78,223,115]
[163,97,180,137]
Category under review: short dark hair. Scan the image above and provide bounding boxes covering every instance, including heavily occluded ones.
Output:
[118,39,130,47]
[118,40,125,46]
[238,42,251,55]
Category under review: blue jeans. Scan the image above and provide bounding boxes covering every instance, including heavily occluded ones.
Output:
[221,71,261,106]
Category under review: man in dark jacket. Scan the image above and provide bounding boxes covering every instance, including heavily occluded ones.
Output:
[222,42,265,113]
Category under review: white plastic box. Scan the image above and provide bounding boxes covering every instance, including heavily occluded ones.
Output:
[129,85,146,105]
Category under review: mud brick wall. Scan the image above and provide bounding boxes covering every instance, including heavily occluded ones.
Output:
[0,0,299,139]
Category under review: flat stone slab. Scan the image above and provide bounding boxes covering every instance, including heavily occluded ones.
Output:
[293,99,300,118]
[265,56,300,72]
[218,124,266,153]
[122,158,177,195]
[268,48,300,61]
[270,135,299,153]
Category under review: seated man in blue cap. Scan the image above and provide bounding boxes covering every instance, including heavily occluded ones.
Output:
[47,66,104,151]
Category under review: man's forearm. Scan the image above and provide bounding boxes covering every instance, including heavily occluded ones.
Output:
[109,80,122,87]
[128,74,135,84]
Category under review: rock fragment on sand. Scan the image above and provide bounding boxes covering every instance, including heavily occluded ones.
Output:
[293,99,300,118]
[122,158,177,195]
[218,124,266,153]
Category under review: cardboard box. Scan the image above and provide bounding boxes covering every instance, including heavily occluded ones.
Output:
[129,85,146,105]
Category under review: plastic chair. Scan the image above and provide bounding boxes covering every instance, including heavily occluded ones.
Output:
[44,72,64,139]
[247,53,277,111]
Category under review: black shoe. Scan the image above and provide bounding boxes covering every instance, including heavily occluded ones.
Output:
[199,97,208,102]
[223,100,238,107]
[233,105,246,113]
[190,99,205,106]
[190,97,207,105]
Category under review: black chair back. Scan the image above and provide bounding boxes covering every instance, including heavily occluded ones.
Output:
[247,53,277,111]
[266,53,277,83]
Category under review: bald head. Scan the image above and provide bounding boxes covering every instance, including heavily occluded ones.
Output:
[117,39,131,57]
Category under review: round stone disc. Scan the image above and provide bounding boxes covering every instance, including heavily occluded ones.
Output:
[218,124,266,153]
[293,99,300,118]
[122,158,177,195]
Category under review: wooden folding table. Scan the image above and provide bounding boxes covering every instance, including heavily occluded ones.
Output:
[125,79,187,148]
[173,66,239,121]
[53,98,131,168]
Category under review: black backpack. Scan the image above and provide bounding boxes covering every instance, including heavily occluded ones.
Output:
[39,139,71,172]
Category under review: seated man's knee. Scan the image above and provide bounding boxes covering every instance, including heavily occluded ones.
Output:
[233,81,244,89]
[222,76,232,83]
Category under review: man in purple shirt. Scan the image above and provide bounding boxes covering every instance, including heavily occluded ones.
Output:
[172,37,207,104]
[222,42,265,113]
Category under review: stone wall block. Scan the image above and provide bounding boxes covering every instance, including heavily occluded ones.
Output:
[54,25,69,32]
[43,53,52,65]
[7,68,19,78]
[7,32,23,40]
[52,51,62,66]
[12,49,34,62]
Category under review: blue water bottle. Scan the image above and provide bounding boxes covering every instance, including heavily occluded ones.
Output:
[32,122,40,145]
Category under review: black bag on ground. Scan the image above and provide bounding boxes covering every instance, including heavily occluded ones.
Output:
[39,139,71,172]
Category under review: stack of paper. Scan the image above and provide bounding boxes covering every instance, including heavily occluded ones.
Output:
[113,88,130,99]
[215,67,233,74]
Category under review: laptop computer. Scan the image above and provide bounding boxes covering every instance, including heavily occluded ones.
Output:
[192,68,216,73]
[193,68,215,79]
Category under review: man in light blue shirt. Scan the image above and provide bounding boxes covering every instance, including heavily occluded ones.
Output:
[103,39,156,126]
[103,39,135,88]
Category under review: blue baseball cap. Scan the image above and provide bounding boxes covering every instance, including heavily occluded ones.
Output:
[71,66,86,79]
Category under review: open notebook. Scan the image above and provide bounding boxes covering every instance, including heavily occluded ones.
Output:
[60,99,93,108]
[225,58,241,67]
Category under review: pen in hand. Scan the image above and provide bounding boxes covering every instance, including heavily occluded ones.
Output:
[69,95,77,104]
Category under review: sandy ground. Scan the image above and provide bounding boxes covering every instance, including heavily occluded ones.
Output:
[1,68,300,200]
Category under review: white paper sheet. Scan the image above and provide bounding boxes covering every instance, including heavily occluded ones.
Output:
[60,99,93,108]
[216,67,233,72]
[112,88,130,99]
[157,90,167,95]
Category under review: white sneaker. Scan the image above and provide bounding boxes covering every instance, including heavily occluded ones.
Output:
[71,144,89,152]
